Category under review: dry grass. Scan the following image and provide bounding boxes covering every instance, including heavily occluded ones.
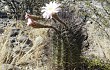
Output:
[0,20,53,70]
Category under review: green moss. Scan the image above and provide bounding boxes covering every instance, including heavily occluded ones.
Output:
[82,57,110,70]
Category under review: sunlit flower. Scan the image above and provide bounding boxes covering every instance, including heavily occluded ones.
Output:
[41,1,61,19]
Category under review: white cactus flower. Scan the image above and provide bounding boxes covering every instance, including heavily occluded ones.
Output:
[41,1,61,19]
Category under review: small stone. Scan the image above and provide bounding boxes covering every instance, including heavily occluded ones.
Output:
[35,36,44,46]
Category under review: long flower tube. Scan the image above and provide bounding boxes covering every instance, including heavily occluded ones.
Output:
[28,19,58,32]
[25,14,58,32]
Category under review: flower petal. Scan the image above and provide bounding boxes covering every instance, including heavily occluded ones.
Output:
[41,1,61,19]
